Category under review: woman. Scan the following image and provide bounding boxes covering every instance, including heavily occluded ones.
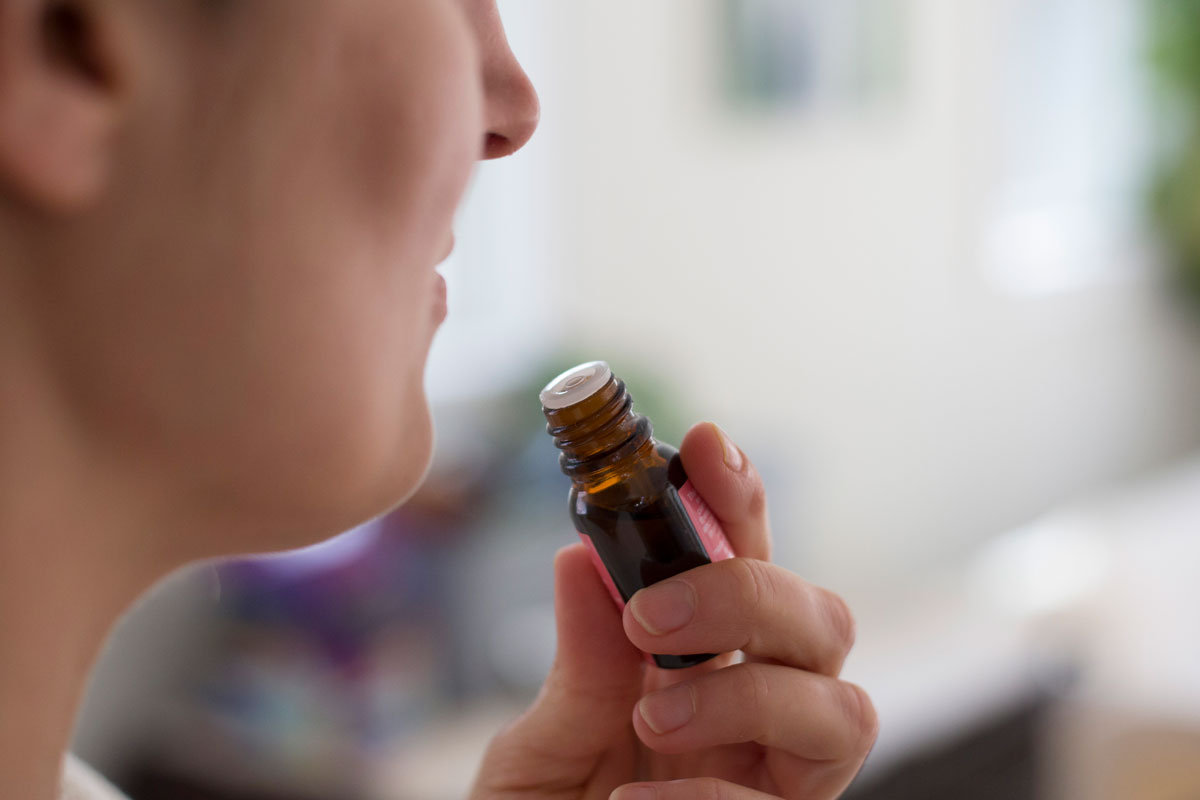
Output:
[0,1,878,798]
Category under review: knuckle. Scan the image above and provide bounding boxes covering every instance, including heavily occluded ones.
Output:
[726,557,767,619]
[837,681,880,755]
[727,664,772,742]
[690,777,732,800]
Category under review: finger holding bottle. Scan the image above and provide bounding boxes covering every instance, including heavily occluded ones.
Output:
[624,558,856,677]
[677,421,773,563]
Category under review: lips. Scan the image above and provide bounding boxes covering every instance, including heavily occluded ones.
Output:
[433,271,448,324]
[431,234,453,324]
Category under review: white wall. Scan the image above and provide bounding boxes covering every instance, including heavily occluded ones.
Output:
[531,0,1200,589]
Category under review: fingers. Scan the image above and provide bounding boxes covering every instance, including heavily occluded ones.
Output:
[630,662,878,762]
[610,778,781,800]
[549,544,644,689]
[679,423,771,562]
[623,557,856,676]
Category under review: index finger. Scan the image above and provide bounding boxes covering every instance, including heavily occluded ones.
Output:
[679,422,771,562]
[625,557,855,676]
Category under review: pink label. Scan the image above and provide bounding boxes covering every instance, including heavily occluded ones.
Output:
[577,480,735,613]
[677,480,737,562]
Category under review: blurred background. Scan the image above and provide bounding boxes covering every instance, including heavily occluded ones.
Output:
[71,1,1200,798]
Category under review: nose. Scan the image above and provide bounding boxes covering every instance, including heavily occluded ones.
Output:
[479,24,540,159]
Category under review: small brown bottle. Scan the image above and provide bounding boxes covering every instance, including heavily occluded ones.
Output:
[540,361,735,669]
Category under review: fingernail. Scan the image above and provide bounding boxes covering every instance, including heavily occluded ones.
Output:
[638,684,697,734]
[710,422,743,472]
[630,580,695,635]
[611,787,657,800]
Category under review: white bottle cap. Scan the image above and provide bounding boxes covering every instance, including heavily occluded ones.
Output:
[540,361,613,410]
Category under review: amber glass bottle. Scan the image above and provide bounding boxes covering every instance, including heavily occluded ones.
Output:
[540,361,735,669]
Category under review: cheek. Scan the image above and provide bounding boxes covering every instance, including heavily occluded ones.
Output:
[205,217,445,538]
[51,0,483,548]
[339,12,482,262]
[213,7,480,532]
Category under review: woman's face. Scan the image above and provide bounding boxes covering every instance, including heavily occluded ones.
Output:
[32,0,538,553]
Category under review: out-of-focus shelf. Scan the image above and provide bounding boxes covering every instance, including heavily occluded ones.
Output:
[362,453,1200,799]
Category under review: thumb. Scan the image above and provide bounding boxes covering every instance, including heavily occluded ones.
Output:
[500,544,645,758]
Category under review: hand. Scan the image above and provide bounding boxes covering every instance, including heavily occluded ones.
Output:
[469,422,877,800]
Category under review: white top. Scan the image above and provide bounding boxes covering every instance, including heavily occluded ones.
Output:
[60,754,129,800]
[540,361,612,410]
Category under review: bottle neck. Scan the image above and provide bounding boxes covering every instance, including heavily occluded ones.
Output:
[543,376,653,482]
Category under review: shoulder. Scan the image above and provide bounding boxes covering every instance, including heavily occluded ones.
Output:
[61,753,130,800]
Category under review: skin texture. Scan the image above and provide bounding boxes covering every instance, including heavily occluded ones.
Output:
[0,2,875,799]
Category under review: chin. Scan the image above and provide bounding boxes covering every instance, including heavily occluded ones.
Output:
[321,398,436,538]
[210,393,437,560]
[375,402,437,514]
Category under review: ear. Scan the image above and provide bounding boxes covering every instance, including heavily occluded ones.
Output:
[0,0,125,212]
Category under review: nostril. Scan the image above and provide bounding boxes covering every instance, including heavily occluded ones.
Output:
[481,90,540,160]
[483,132,515,160]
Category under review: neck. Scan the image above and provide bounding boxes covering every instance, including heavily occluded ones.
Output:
[0,297,163,800]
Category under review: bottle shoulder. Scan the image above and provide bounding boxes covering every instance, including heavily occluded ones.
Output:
[569,438,687,512]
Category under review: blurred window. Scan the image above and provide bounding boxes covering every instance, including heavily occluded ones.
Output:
[723,0,908,113]
[980,0,1150,295]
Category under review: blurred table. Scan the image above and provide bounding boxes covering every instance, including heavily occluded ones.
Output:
[844,453,1200,799]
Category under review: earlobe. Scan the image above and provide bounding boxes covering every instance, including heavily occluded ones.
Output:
[0,0,122,213]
